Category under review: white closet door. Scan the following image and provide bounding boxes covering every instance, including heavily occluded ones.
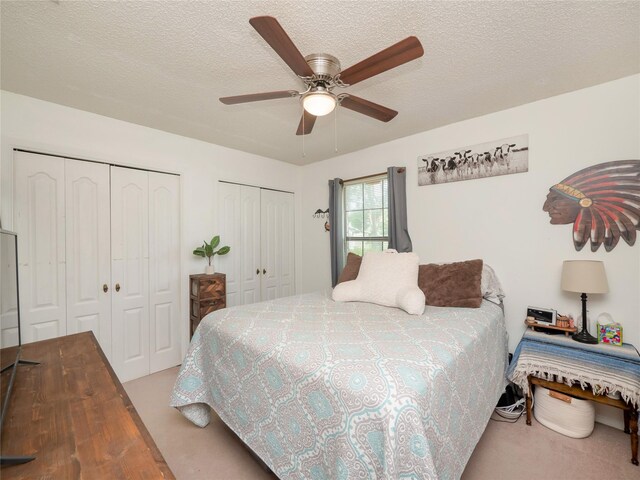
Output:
[217,183,261,306]
[260,190,295,301]
[0,233,19,348]
[148,172,181,374]
[240,186,261,304]
[111,167,149,382]
[14,152,66,343]
[217,183,242,306]
[65,159,112,358]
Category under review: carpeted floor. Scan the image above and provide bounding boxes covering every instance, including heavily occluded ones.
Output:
[124,367,638,480]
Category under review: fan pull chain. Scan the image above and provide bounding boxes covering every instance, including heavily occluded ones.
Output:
[302,107,306,158]
[334,106,338,153]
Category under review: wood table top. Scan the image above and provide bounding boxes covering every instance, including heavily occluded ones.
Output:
[0,332,175,479]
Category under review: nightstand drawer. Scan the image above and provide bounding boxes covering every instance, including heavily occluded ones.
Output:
[191,297,225,318]
[190,275,225,300]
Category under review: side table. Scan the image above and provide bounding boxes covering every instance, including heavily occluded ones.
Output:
[507,329,640,466]
[189,273,226,338]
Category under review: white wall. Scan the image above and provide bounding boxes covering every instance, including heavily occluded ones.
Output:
[298,75,640,427]
[2,75,638,428]
[0,90,302,356]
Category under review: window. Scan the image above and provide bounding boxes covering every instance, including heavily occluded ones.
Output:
[344,175,388,256]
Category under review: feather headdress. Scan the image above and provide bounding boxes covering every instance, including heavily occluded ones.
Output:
[550,160,640,252]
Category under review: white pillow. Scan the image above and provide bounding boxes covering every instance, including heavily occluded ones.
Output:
[332,250,425,315]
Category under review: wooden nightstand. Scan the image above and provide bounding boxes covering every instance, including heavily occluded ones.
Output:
[508,329,639,466]
[189,273,226,339]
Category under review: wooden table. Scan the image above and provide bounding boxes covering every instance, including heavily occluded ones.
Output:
[526,376,638,466]
[0,332,175,479]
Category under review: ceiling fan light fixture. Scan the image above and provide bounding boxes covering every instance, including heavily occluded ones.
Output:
[302,89,336,117]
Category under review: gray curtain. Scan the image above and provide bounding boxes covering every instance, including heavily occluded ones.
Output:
[387,167,413,252]
[329,178,345,287]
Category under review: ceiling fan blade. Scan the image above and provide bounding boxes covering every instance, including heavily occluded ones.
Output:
[219,90,297,105]
[296,110,317,135]
[340,95,398,122]
[249,16,314,78]
[339,36,424,86]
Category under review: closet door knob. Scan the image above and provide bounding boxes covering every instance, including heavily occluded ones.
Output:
[115,283,121,292]
[103,284,109,293]
[263,269,266,275]
[256,268,260,275]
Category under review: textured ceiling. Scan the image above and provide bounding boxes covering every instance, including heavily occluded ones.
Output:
[1,1,639,165]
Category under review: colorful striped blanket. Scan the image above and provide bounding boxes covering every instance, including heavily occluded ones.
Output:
[507,329,640,408]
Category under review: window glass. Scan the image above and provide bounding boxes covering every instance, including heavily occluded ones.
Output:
[347,240,363,256]
[343,175,388,258]
[345,184,363,211]
[346,211,363,237]
[364,209,384,237]
[364,181,383,209]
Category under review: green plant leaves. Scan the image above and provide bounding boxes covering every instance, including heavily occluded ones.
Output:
[193,235,230,260]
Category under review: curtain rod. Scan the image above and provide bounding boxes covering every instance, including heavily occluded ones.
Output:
[342,167,405,184]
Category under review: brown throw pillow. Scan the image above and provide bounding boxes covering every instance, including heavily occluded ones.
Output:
[337,253,362,284]
[418,259,484,308]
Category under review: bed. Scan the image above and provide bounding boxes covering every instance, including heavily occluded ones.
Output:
[171,290,508,479]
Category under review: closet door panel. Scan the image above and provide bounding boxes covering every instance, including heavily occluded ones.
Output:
[111,167,149,382]
[65,159,112,358]
[240,186,261,305]
[217,183,261,307]
[1,234,19,347]
[14,152,66,343]
[217,183,241,307]
[260,190,295,301]
[148,172,180,374]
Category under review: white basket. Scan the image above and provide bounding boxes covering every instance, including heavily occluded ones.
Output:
[534,386,595,438]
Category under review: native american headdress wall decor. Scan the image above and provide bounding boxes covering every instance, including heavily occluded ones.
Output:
[543,160,640,252]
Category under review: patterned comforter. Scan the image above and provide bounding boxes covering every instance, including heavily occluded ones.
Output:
[171,291,508,479]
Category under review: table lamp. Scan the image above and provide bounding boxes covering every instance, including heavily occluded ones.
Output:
[561,260,609,344]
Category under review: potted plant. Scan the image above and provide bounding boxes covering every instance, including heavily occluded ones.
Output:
[193,235,230,274]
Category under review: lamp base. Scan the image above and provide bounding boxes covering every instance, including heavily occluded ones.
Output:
[572,329,598,344]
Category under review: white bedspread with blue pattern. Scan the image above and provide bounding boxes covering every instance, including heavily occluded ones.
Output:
[171,291,507,479]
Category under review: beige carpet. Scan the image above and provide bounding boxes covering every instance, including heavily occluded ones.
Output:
[124,367,638,480]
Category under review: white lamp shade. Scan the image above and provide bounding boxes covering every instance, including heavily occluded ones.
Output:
[561,260,609,294]
[302,92,336,116]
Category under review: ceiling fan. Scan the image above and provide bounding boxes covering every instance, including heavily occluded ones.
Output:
[219,16,424,135]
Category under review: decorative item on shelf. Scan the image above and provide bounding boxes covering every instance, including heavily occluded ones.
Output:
[561,260,609,344]
[555,314,572,329]
[192,235,231,274]
[542,160,640,252]
[597,321,623,346]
